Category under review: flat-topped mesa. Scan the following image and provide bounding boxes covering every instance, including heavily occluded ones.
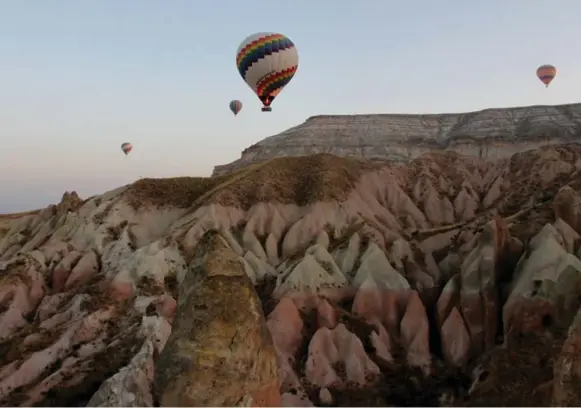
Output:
[212,102,581,176]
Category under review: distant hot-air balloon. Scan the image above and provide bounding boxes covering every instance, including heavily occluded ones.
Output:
[121,142,132,156]
[230,100,243,115]
[536,64,557,88]
[236,32,299,112]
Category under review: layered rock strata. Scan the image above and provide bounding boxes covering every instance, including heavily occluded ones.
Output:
[213,103,581,176]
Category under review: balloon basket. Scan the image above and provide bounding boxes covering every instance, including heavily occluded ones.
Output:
[261,106,272,112]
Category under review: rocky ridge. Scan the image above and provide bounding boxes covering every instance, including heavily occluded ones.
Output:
[1,145,581,405]
[212,103,581,176]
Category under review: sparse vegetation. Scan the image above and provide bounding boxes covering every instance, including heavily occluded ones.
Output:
[123,154,380,211]
[136,275,164,296]
[103,220,129,246]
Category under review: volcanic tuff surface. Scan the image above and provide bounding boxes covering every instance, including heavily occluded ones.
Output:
[212,103,581,176]
[3,145,581,406]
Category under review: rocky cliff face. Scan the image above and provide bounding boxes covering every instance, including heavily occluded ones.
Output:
[213,103,581,176]
[3,146,581,406]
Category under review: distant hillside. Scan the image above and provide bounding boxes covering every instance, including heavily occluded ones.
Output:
[212,103,581,176]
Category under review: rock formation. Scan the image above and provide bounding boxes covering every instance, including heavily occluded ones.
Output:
[212,103,581,176]
[2,144,581,405]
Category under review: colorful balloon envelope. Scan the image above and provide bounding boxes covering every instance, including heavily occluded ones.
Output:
[536,64,557,87]
[236,32,298,112]
[230,99,243,115]
[121,142,132,155]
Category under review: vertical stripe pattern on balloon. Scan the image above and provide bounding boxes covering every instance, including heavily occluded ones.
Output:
[229,100,243,115]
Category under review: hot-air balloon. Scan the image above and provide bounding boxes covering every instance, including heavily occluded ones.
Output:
[536,64,557,88]
[121,142,132,156]
[230,100,243,115]
[236,32,299,112]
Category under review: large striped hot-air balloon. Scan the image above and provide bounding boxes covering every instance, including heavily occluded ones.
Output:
[536,64,557,88]
[121,142,132,156]
[236,32,299,112]
[229,99,243,115]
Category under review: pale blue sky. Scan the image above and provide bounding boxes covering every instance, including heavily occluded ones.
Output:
[1,1,581,212]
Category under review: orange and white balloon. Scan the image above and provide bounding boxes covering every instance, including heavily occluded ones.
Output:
[536,64,557,88]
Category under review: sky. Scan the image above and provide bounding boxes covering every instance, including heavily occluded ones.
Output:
[1,0,581,212]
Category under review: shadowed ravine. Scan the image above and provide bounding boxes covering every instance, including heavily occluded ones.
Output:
[2,146,581,406]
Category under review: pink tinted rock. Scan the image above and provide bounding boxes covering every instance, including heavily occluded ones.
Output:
[352,286,409,339]
[266,297,304,393]
[288,288,355,311]
[319,387,333,405]
[352,284,383,320]
[0,308,27,341]
[0,325,76,398]
[22,332,44,348]
[553,310,581,406]
[0,361,19,383]
[51,251,82,292]
[51,267,69,293]
[460,283,499,357]
[553,185,581,235]
[278,366,302,397]
[503,296,556,343]
[156,295,176,323]
[305,324,380,388]
[0,283,32,339]
[110,280,134,301]
[491,216,510,254]
[459,292,485,355]
[0,284,15,304]
[335,325,381,384]
[28,271,46,309]
[0,284,16,306]
[73,307,115,344]
[281,391,314,407]
[14,282,34,311]
[64,251,99,290]
[305,327,340,387]
[250,382,281,407]
[369,318,393,362]
[39,295,87,332]
[36,293,68,321]
[20,357,87,406]
[400,291,431,370]
[317,298,338,329]
[460,217,510,357]
[440,307,471,367]
[267,297,304,357]
[436,274,460,328]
